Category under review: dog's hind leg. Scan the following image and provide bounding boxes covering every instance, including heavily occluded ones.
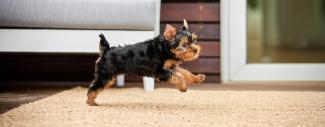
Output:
[86,58,116,106]
[87,76,115,106]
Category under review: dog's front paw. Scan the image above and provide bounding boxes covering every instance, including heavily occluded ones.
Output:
[194,74,206,83]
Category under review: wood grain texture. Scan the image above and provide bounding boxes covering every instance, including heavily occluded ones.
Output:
[161,3,220,22]
[199,41,220,57]
[160,23,220,40]
[181,58,220,73]
[204,74,220,82]
[160,1,220,82]
[162,0,220,2]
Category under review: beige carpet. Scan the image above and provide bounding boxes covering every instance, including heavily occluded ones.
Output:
[1,87,325,127]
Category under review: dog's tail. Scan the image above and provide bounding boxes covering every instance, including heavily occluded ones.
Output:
[98,33,110,56]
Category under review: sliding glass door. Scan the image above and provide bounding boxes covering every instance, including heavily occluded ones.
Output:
[222,0,325,82]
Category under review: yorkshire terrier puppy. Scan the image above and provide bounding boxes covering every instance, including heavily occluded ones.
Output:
[87,19,205,106]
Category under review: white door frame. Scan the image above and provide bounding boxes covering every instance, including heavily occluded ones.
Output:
[221,0,325,83]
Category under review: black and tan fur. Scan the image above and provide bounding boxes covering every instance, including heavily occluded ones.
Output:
[87,19,205,106]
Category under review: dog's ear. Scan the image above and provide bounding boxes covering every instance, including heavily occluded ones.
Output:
[182,19,189,30]
[163,24,177,41]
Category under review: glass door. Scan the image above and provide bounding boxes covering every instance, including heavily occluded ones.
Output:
[221,0,325,82]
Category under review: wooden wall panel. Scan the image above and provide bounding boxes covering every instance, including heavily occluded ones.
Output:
[200,41,220,57]
[204,74,220,82]
[162,0,219,2]
[161,3,220,22]
[161,1,220,82]
[181,58,220,73]
[160,23,220,40]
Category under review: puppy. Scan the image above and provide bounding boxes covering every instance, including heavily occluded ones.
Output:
[87,19,205,106]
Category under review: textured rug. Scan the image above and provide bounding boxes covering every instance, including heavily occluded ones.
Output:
[1,87,325,127]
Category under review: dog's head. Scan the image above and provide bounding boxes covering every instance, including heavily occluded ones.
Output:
[163,19,201,62]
